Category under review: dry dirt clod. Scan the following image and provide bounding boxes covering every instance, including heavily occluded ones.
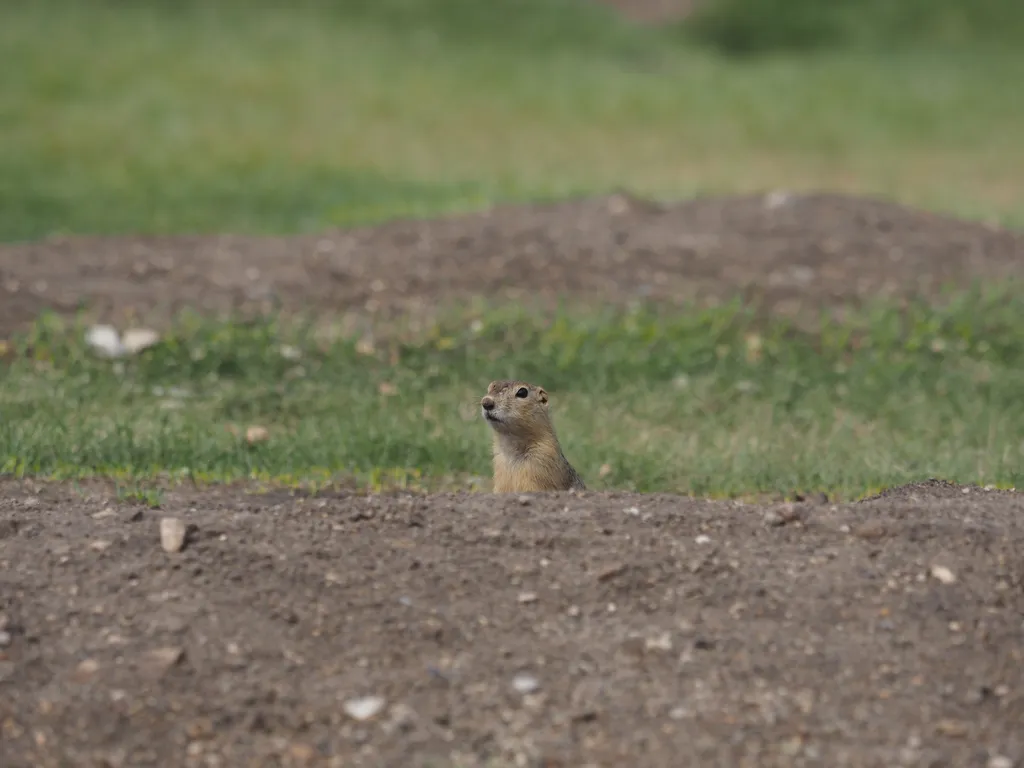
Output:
[644,632,673,653]
[72,658,100,683]
[935,719,969,737]
[245,425,270,444]
[596,563,627,582]
[288,743,317,763]
[139,647,185,679]
[854,522,888,540]
[159,517,188,553]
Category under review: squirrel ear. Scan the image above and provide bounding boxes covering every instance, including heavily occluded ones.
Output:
[537,388,548,405]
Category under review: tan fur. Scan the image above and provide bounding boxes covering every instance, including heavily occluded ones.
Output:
[479,379,586,493]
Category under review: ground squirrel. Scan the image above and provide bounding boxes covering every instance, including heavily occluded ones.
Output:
[480,379,586,493]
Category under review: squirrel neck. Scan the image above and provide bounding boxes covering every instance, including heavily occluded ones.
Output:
[492,427,564,465]
[490,408,563,462]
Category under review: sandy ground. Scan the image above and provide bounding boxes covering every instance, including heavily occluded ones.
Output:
[1,192,1023,767]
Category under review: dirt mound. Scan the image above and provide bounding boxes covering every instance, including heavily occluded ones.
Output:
[1,192,1021,338]
[859,478,1017,503]
[1,479,1022,766]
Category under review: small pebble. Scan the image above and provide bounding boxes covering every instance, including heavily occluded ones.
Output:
[935,718,969,737]
[343,695,386,721]
[988,756,1014,768]
[644,632,673,652]
[0,631,11,648]
[512,673,540,694]
[517,592,538,604]
[160,517,188,553]
[288,743,316,763]
[930,565,957,585]
[695,535,712,545]
[85,325,124,357]
[624,506,640,516]
[72,658,100,682]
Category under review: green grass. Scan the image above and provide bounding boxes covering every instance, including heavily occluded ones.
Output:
[3,293,1022,499]
[686,0,1024,55]
[2,0,1024,242]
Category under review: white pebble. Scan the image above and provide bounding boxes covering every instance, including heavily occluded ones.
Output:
[343,695,386,721]
[120,328,160,354]
[930,565,957,585]
[511,673,540,694]
[85,325,125,357]
[160,517,188,553]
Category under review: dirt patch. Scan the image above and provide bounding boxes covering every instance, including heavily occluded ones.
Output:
[1,192,1021,338]
[1,479,1021,767]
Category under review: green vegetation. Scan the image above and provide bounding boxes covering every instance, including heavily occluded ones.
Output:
[687,0,1024,55]
[2,0,1024,242]
[3,293,1022,499]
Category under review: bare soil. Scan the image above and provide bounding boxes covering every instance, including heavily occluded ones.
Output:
[1,192,1022,339]
[2,193,1024,767]
[1,479,1022,767]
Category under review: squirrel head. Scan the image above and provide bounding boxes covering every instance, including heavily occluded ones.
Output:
[480,379,553,439]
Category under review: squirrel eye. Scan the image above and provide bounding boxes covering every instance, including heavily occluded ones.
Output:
[515,387,529,398]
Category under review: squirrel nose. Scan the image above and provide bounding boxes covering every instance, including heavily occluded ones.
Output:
[481,396,495,411]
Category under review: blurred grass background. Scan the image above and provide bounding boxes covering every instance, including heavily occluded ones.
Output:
[1,0,1022,241]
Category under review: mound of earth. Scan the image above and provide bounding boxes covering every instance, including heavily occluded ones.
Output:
[1,192,1022,338]
[1,478,1021,767]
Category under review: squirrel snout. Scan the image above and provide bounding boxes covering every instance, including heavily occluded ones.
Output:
[481,396,496,411]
